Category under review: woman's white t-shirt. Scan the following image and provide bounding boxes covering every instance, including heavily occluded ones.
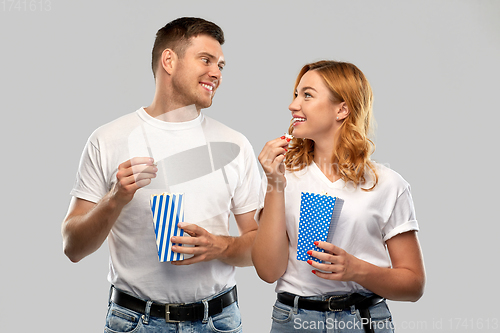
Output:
[256,162,419,296]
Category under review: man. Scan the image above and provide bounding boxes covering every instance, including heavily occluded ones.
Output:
[62,17,260,332]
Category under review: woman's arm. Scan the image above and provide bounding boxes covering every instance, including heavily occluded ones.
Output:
[251,137,291,283]
[252,189,289,283]
[309,231,425,301]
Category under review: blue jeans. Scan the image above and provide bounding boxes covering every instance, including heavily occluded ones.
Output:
[270,294,394,333]
[104,288,242,333]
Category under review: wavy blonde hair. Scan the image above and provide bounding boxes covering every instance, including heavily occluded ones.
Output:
[285,60,378,191]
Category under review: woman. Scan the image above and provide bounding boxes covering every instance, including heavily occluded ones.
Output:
[252,60,425,333]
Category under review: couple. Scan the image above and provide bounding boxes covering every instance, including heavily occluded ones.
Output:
[62,17,425,333]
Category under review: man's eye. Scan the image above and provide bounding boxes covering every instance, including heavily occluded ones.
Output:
[202,58,209,64]
[218,65,224,71]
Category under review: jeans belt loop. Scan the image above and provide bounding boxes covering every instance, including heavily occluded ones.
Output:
[202,299,209,323]
[108,286,113,306]
[143,300,153,325]
[293,295,300,315]
[165,303,181,323]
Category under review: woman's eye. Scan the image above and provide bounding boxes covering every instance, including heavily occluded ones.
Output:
[304,92,312,98]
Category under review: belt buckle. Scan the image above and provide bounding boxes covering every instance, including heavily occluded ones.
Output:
[165,303,181,323]
[327,295,343,312]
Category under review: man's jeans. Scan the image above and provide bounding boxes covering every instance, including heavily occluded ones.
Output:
[104,288,242,333]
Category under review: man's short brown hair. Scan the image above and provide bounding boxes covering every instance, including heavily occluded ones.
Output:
[151,17,225,78]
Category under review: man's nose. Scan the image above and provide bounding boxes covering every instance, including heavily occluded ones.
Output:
[208,64,222,79]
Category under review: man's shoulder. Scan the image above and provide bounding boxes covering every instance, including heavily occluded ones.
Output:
[202,114,250,143]
[89,109,142,142]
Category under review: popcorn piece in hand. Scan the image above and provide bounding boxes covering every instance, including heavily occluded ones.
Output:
[280,134,293,143]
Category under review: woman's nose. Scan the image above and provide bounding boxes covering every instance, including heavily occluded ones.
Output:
[289,98,300,112]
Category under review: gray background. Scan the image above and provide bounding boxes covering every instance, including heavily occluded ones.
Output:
[1,0,499,332]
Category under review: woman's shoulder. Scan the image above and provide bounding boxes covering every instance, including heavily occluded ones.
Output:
[371,161,411,192]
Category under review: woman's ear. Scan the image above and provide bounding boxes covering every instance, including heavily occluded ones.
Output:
[336,102,350,121]
[160,49,177,75]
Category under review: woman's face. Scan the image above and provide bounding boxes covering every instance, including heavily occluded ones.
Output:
[289,70,342,142]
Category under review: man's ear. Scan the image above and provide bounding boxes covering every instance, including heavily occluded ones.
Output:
[336,102,350,121]
[160,49,177,75]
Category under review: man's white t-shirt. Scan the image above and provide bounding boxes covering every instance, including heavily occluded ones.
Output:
[256,162,419,296]
[71,108,260,303]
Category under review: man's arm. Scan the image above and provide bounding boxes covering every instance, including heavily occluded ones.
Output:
[62,196,117,263]
[170,210,258,267]
[62,157,157,263]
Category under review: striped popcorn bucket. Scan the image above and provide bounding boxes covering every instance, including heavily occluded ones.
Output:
[149,193,185,262]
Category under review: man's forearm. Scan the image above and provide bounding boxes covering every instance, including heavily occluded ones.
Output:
[218,230,257,267]
[62,193,124,263]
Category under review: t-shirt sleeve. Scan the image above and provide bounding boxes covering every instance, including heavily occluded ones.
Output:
[382,186,419,241]
[70,136,109,204]
[253,173,268,224]
[230,138,261,215]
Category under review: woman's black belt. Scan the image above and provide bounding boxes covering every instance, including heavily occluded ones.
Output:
[277,292,384,333]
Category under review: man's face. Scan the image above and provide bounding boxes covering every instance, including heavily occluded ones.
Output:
[170,35,225,110]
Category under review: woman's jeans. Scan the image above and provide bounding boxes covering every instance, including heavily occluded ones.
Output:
[270,294,394,333]
[104,288,242,333]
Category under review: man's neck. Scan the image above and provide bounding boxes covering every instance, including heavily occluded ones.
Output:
[145,102,200,122]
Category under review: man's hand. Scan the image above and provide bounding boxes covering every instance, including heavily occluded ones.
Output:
[170,211,257,267]
[169,222,231,265]
[112,157,157,206]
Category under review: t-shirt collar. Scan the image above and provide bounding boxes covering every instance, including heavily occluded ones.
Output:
[137,107,204,130]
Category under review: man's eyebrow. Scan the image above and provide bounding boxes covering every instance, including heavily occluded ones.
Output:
[199,52,225,66]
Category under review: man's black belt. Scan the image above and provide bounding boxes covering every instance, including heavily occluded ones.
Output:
[277,292,384,333]
[110,286,237,323]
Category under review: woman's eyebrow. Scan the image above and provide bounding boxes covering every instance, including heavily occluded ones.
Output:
[299,86,317,92]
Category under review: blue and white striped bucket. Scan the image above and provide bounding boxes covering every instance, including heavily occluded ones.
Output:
[150,193,185,262]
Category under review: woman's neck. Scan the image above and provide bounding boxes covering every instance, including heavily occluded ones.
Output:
[313,139,339,182]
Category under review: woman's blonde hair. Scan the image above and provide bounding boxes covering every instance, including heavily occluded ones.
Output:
[285,60,378,191]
